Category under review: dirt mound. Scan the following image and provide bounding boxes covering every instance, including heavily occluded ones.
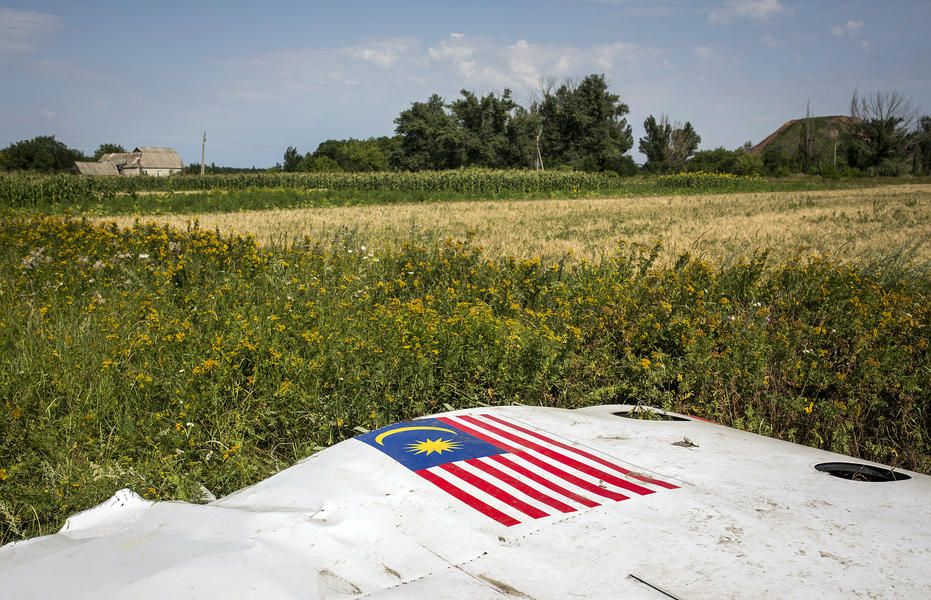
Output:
[750,115,855,156]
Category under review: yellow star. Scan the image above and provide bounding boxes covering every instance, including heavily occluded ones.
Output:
[407,438,462,456]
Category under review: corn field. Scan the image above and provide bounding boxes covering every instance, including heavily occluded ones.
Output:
[0,170,768,208]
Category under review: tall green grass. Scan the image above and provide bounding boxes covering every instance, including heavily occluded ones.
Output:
[0,217,928,543]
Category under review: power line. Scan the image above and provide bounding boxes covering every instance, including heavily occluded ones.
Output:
[207,138,284,150]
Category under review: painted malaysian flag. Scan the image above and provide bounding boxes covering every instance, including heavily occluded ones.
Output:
[356,413,678,526]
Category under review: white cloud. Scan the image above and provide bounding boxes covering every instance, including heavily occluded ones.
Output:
[709,0,790,24]
[831,19,864,36]
[427,34,478,79]
[760,33,780,48]
[425,34,637,89]
[227,34,664,104]
[339,38,417,69]
[695,46,713,60]
[227,38,421,102]
[0,8,62,58]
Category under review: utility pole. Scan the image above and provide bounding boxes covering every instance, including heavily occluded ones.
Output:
[535,127,544,171]
[200,130,206,176]
[831,129,838,170]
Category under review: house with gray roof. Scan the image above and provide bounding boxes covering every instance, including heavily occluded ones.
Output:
[74,161,120,176]
[77,147,183,176]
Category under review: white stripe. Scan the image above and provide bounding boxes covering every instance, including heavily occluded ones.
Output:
[488,454,600,511]
[456,458,558,517]
[498,453,606,509]
[501,450,638,503]
[445,415,619,493]
[444,415,627,495]
[453,414,668,494]
[425,463,525,524]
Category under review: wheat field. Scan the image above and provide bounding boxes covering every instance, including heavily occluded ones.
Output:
[96,184,931,264]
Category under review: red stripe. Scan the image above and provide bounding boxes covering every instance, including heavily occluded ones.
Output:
[440,463,548,520]
[417,470,519,527]
[458,415,656,497]
[489,454,600,508]
[513,451,630,502]
[436,416,519,452]
[439,416,628,502]
[688,415,717,425]
[467,458,577,514]
[480,413,678,491]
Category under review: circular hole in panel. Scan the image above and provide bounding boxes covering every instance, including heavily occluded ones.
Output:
[815,462,910,482]
[612,407,690,422]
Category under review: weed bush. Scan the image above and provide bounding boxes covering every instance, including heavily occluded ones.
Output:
[654,171,766,190]
[0,217,928,543]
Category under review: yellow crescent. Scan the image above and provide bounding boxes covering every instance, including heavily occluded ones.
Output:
[375,426,457,446]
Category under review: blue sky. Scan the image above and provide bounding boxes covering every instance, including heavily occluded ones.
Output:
[1,1,929,167]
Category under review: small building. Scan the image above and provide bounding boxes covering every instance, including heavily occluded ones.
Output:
[78,147,183,176]
[128,147,184,177]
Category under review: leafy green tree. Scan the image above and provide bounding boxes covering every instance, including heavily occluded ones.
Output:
[313,138,391,172]
[302,155,342,172]
[798,101,815,173]
[914,116,931,175]
[687,147,739,173]
[536,74,633,172]
[450,89,522,168]
[282,146,302,172]
[638,115,701,173]
[761,146,795,176]
[638,116,670,172]
[501,106,542,169]
[1,135,86,172]
[735,151,765,176]
[844,90,915,174]
[93,143,126,160]
[687,147,763,175]
[393,94,464,170]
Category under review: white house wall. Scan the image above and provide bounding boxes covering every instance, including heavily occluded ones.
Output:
[140,168,181,177]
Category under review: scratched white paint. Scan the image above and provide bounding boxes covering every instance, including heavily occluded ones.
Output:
[1,405,929,599]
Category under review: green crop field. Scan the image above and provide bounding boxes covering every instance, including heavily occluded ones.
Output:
[3,170,924,215]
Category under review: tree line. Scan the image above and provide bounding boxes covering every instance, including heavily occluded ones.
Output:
[0,139,128,173]
[3,75,930,177]
[283,76,931,177]
[282,75,637,174]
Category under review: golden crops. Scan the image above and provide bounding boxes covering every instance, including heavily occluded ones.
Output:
[96,184,931,265]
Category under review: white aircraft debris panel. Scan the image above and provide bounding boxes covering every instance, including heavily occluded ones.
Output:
[1,404,929,599]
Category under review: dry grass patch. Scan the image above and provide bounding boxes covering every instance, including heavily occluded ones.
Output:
[97,184,931,264]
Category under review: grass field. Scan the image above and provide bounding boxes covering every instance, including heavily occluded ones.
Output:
[97,184,931,265]
[1,182,929,544]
